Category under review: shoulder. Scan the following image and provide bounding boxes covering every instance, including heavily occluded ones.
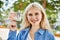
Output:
[45,30,55,40]
[16,28,30,40]
[17,28,30,36]
[45,30,54,36]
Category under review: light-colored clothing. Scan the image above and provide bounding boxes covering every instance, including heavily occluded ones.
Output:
[27,33,32,40]
[7,28,55,40]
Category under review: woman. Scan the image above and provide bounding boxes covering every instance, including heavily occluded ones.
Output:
[7,11,17,31]
[8,2,55,40]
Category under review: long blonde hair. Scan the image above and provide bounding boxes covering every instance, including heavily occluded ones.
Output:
[21,2,52,31]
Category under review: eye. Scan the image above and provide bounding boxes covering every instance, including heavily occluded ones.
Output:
[35,12,39,15]
[28,13,33,16]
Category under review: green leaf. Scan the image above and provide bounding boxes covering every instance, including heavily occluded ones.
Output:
[0,1,3,8]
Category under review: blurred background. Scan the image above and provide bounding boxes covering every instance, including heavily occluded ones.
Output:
[0,0,60,40]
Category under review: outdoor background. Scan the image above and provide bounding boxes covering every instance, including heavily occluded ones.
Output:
[0,0,60,37]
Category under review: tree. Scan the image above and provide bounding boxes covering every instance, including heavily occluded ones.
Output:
[0,0,60,29]
[0,1,3,8]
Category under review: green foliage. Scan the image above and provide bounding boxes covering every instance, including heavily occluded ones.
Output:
[55,26,60,31]
[46,0,60,26]
[0,1,3,8]
[30,0,39,2]
[46,10,57,25]
[0,0,60,30]
[14,1,29,11]
[13,0,42,11]
[46,3,55,10]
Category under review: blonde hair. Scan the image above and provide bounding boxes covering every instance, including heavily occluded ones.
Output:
[21,2,52,31]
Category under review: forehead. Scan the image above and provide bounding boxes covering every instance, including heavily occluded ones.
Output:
[10,12,16,14]
[10,12,16,16]
[27,7,41,13]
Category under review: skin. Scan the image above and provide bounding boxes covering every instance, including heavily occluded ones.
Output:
[9,12,16,21]
[9,21,17,31]
[27,7,42,40]
[9,12,17,31]
[9,8,43,40]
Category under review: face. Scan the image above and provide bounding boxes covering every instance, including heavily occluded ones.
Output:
[9,12,17,20]
[27,8,42,26]
[10,13,16,18]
